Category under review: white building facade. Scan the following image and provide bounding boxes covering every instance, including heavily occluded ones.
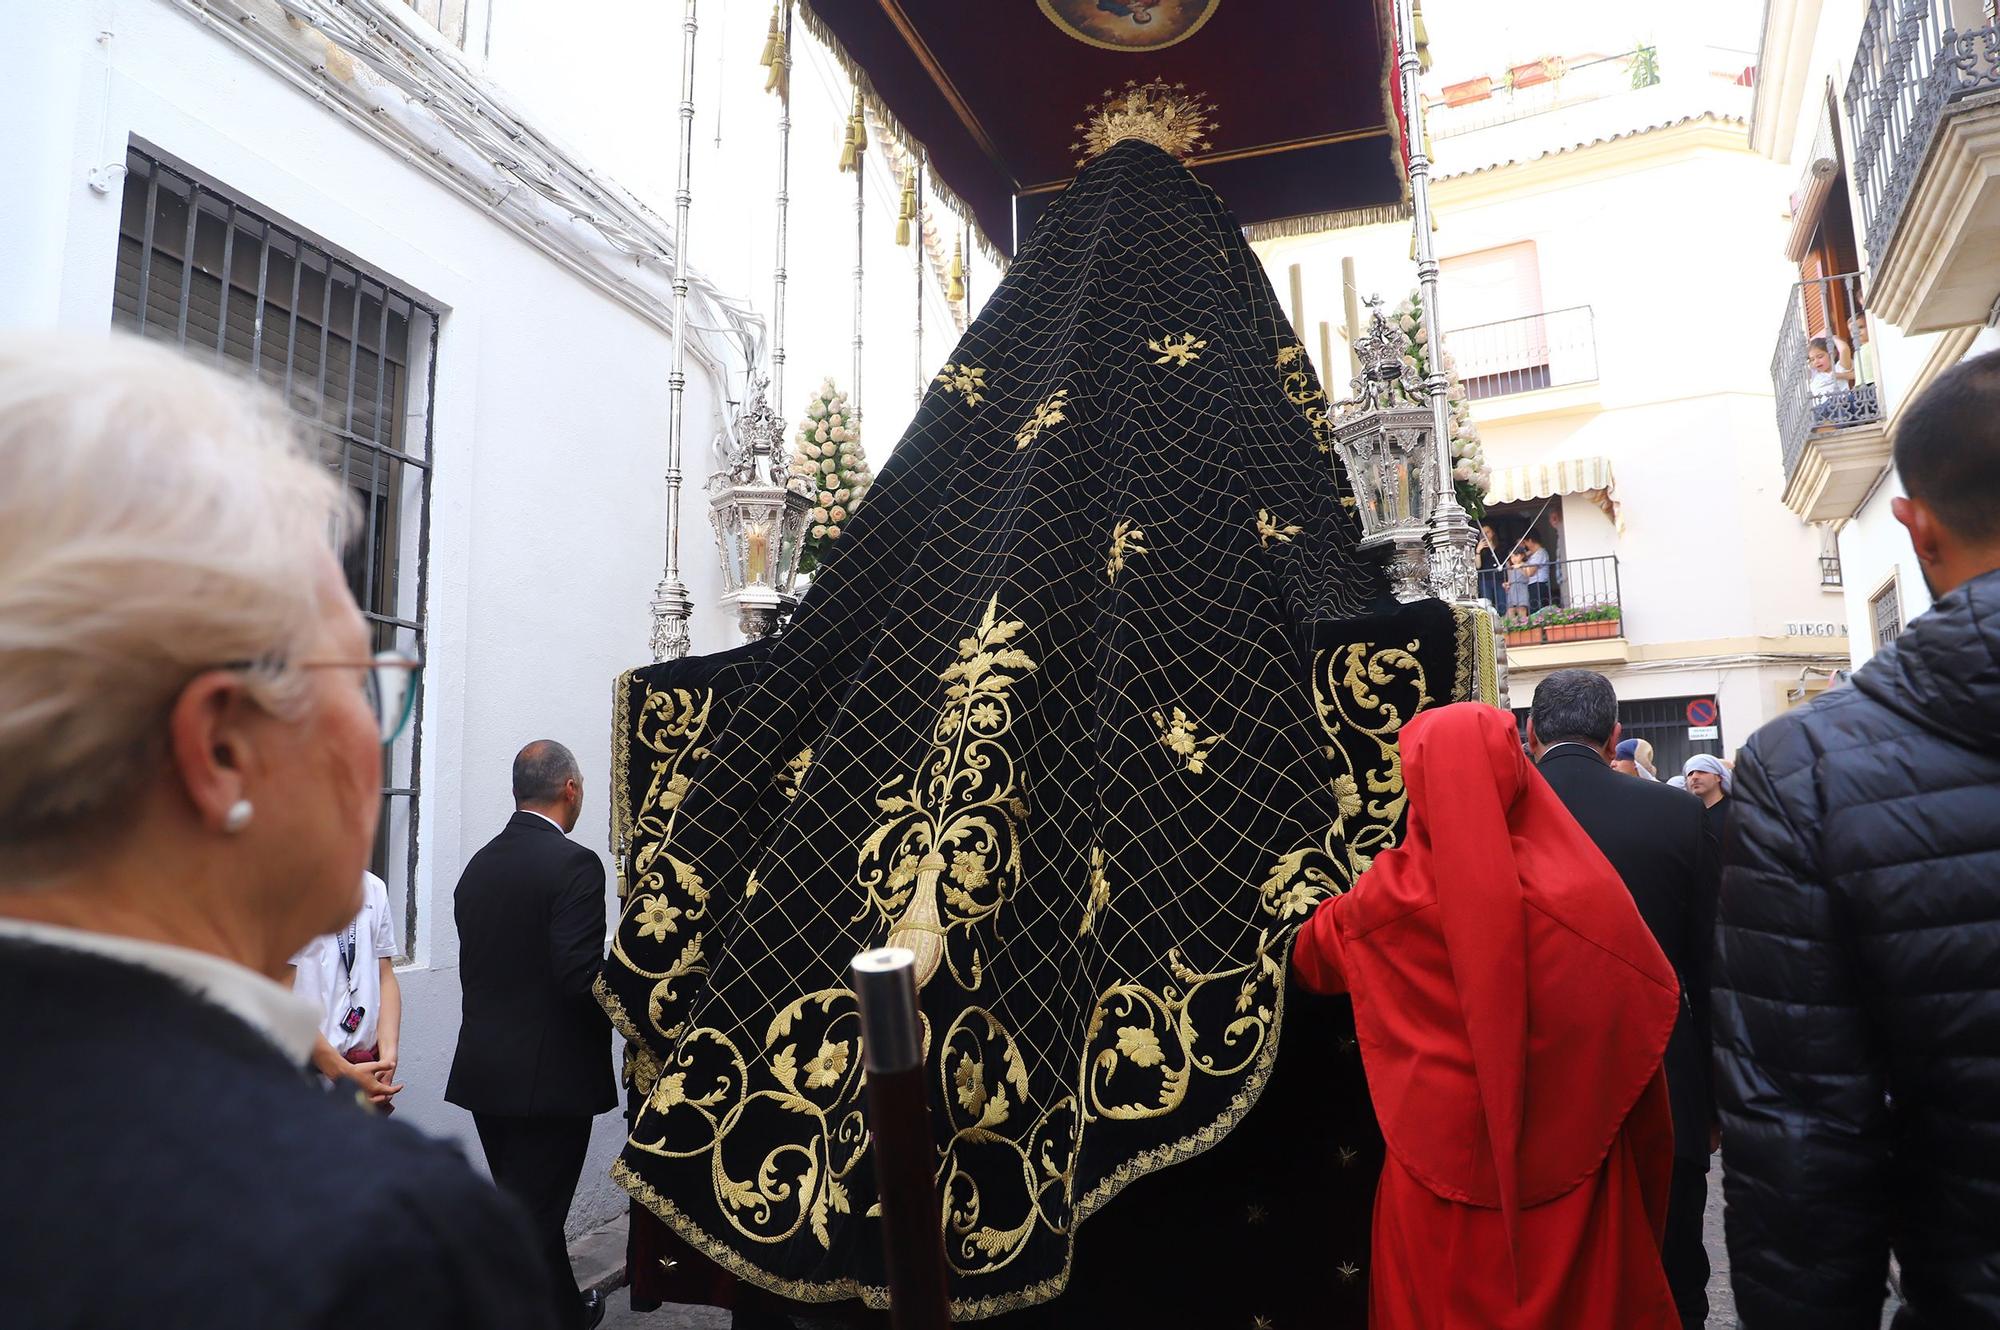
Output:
[0,0,982,1237]
[1260,42,1849,771]
[1750,0,2000,667]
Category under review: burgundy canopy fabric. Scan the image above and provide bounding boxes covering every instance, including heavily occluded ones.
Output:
[802,0,1408,254]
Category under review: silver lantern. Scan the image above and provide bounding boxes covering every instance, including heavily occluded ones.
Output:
[1330,299,1436,603]
[709,377,813,639]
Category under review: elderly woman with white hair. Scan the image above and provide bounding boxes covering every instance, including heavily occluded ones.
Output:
[0,333,549,1328]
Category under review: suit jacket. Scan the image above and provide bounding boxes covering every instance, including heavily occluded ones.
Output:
[1537,745,1720,1161]
[0,936,551,1329]
[446,811,616,1118]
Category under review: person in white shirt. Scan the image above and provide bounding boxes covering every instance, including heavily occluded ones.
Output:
[292,870,403,1110]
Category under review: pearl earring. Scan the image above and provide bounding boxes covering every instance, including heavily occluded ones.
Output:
[223,800,255,834]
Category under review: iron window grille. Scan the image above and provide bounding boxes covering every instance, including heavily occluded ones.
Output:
[1871,577,1903,652]
[111,146,438,954]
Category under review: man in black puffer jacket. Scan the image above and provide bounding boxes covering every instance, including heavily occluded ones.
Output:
[1716,348,2000,1329]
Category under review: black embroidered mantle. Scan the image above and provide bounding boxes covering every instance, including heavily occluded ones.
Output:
[599,141,1489,1321]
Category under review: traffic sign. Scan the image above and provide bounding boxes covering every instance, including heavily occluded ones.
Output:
[1686,698,1719,727]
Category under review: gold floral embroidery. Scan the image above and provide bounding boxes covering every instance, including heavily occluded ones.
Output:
[1078,845,1112,937]
[1337,1146,1360,1167]
[1256,509,1303,548]
[859,595,1036,989]
[1316,641,1431,879]
[1336,1261,1361,1283]
[1014,388,1070,450]
[934,362,987,405]
[1106,518,1147,583]
[776,746,813,800]
[1147,332,1207,366]
[1278,340,1334,451]
[1153,706,1222,774]
[634,895,683,942]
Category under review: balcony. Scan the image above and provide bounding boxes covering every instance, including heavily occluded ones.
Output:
[1483,554,1624,658]
[1771,272,1890,523]
[1444,307,1599,401]
[1845,2,2000,331]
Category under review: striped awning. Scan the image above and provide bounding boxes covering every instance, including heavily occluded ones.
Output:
[1484,456,1623,530]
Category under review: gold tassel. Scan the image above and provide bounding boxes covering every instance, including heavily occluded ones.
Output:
[758,6,778,71]
[948,241,965,303]
[840,91,866,172]
[895,170,915,245]
[766,30,787,95]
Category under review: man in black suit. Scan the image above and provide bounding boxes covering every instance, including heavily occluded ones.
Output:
[1529,670,1720,1329]
[447,740,616,1330]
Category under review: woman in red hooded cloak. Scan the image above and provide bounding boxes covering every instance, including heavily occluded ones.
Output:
[1293,702,1682,1328]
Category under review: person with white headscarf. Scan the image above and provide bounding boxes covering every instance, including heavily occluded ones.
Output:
[1683,754,1733,847]
[1614,737,1659,781]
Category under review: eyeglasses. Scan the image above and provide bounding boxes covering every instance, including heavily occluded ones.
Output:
[215,651,422,745]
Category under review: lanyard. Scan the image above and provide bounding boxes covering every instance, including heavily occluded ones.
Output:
[337,921,360,996]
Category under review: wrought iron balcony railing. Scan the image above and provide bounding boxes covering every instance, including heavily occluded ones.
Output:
[1480,553,1624,646]
[1771,272,1883,483]
[1845,1,2000,267]
[1444,306,1599,401]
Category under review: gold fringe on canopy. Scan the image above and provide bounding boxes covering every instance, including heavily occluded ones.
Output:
[1241,202,1412,243]
[795,0,1007,269]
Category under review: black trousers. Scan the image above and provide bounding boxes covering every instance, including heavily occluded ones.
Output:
[1664,1155,1711,1329]
[475,1113,593,1330]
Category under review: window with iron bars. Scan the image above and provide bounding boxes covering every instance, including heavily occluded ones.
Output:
[111,147,437,954]
[1871,578,1903,653]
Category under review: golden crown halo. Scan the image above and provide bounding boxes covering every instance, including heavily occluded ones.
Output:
[1071,79,1218,168]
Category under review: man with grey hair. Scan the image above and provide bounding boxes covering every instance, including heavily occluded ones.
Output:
[447,740,615,1330]
[1528,669,1719,1328]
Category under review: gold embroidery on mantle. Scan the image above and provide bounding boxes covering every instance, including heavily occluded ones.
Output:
[1152,705,1222,774]
[1014,388,1070,450]
[1147,332,1207,366]
[1077,845,1112,937]
[1314,640,1432,878]
[935,363,988,406]
[1278,341,1335,452]
[1106,518,1147,583]
[1256,509,1304,549]
[776,746,813,800]
[859,595,1035,989]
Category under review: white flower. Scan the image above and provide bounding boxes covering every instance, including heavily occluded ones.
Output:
[827,413,842,427]
[836,487,850,502]
[813,523,828,538]
[1453,459,1475,482]
[808,403,825,420]
[825,524,841,539]
[812,507,829,523]
[816,490,832,505]
[830,506,846,522]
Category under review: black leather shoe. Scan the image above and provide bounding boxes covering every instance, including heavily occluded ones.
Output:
[581,1289,607,1330]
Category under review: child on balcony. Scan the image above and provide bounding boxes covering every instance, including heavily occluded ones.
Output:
[1506,550,1531,624]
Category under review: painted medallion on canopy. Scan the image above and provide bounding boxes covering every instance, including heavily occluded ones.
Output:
[1037,0,1222,52]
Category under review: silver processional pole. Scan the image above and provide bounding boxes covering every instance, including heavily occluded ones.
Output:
[1391,0,1478,605]
[650,0,701,662]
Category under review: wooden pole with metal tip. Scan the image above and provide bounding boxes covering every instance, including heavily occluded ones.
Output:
[851,947,952,1329]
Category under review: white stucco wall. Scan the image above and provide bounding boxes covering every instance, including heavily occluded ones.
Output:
[1258,109,1846,748]
[0,0,756,1237]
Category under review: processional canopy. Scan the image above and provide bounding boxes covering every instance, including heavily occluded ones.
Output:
[795,0,1411,254]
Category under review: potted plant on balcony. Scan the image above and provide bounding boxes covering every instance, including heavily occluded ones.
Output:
[1505,601,1623,646]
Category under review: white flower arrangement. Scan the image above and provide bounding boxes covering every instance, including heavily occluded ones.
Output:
[1389,291,1491,519]
[787,377,873,575]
